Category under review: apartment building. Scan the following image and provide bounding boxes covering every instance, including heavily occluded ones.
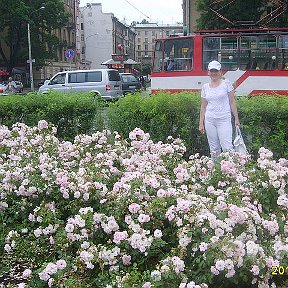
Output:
[80,3,136,69]
[134,23,183,67]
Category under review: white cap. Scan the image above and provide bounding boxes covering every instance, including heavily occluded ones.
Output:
[208,60,221,71]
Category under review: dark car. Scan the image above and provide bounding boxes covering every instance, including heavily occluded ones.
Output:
[120,73,142,95]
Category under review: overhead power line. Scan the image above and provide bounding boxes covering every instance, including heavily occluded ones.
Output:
[122,0,151,20]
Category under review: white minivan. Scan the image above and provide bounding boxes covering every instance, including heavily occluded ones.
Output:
[38,69,123,100]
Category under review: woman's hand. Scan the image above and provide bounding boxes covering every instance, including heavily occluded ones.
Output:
[199,123,205,134]
[235,119,240,127]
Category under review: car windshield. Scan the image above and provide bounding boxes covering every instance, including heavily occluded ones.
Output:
[121,75,138,83]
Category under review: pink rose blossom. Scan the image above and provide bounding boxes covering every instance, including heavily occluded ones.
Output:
[211,266,220,275]
[128,203,141,214]
[138,213,150,223]
[56,259,67,270]
[251,265,260,275]
[22,268,32,278]
[154,229,162,238]
[38,120,48,130]
[122,255,132,266]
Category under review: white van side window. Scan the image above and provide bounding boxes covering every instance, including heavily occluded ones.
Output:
[68,71,102,83]
[87,72,102,82]
[69,72,86,83]
[50,74,65,85]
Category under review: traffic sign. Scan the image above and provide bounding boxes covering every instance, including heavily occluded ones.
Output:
[65,49,75,60]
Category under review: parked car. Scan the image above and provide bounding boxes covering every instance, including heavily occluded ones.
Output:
[38,69,123,100]
[120,73,142,95]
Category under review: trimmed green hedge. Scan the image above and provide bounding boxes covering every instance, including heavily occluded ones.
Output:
[1,91,287,158]
[107,91,207,157]
[237,95,288,158]
[107,92,288,159]
[0,91,106,141]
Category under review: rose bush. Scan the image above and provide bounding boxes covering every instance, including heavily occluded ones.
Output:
[0,121,288,288]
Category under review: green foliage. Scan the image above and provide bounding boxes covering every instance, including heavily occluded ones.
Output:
[0,91,106,141]
[0,0,69,70]
[134,63,152,76]
[237,96,288,159]
[108,92,209,157]
[195,0,288,30]
[1,91,288,159]
[107,92,288,159]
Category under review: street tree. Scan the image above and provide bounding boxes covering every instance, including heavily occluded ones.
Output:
[0,0,69,73]
[195,0,288,30]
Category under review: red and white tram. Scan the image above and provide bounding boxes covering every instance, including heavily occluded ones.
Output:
[151,28,288,96]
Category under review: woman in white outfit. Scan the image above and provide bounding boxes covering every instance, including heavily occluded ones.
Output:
[198,60,240,156]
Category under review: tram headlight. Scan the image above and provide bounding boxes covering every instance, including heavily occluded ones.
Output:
[272,55,276,60]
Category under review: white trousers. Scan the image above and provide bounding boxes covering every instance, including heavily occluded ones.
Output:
[204,115,233,154]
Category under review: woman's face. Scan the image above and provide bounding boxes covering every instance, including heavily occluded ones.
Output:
[208,69,222,81]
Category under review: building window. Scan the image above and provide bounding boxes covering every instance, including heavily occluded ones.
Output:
[81,34,84,41]
[138,45,141,50]
[138,38,141,43]
[152,31,155,36]
[81,23,84,30]
[166,31,170,36]
[145,31,148,36]
[144,38,148,43]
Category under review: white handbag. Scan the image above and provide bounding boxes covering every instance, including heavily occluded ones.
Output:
[233,127,247,155]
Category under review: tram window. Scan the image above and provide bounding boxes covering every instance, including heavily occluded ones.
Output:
[240,35,276,70]
[163,38,193,71]
[203,37,238,71]
[278,35,288,70]
[153,41,163,72]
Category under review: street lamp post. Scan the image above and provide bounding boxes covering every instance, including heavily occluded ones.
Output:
[27,5,45,91]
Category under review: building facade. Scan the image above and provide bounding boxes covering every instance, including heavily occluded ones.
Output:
[182,0,199,34]
[133,23,183,67]
[80,3,136,69]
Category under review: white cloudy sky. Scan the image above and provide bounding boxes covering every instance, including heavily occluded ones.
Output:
[79,0,183,25]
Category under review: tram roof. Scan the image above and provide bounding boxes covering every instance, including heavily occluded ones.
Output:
[154,27,288,42]
[193,27,288,35]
